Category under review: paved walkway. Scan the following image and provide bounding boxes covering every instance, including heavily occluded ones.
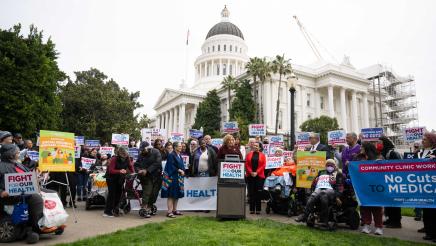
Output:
[11,202,431,245]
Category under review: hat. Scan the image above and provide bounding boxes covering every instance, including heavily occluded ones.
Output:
[0,131,13,142]
[13,133,22,138]
[0,144,19,161]
[325,159,336,167]
[139,141,150,151]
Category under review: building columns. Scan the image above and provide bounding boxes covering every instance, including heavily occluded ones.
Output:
[363,93,370,128]
[328,85,335,118]
[179,104,186,136]
[211,60,214,76]
[340,87,347,132]
[351,90,359,133]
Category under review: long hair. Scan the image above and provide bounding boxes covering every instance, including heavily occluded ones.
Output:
[361,142,378,160]
[379,136,395,157]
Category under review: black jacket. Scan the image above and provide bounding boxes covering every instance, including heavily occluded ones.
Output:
[134,148,162,177]
[0,160,30,194]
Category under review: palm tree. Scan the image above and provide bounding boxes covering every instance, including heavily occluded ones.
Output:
[221,75,236,120]
[257,58,273,124]
[272,54,293,134]
[245,57,262,123]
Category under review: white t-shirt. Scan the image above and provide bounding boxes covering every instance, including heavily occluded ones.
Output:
[198,150,209,172]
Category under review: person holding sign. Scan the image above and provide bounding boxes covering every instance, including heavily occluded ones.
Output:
[245,142,266,214]
[306,133,331,159]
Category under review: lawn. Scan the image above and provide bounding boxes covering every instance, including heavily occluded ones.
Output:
[58,216,429,246]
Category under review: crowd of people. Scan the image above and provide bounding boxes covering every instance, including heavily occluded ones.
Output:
[1,129,436,243]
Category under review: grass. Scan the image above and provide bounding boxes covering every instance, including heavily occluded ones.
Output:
[401,207,416,217]
[58,216,429,246]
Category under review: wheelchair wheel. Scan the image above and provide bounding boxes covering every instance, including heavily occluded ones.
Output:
[327,207,337,231]
[55,228,64,235]
[348,210,360,230]
[151,205,157,214]
[306,214,315,227]
[120,200,131,214]
[0,217,21,243]
[139,208,148,218]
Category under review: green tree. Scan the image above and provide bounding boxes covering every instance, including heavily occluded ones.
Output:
[230,80,255,141]
[59,68,142,142]
[245,57,262,123]
[272,54,293,134]
[257,58,272,124]
[192,89,221,136]
[0,24,66,137]
[132,114,151,142]
[221,75,236,120]
[300,116,339,144]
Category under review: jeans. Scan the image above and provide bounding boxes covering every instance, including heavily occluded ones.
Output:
[77,173,89,199]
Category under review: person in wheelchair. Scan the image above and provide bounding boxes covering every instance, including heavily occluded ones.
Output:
[295,159,344,226]
[263,156,296,197]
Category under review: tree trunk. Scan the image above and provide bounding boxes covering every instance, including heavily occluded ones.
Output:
[253,76,258,123]
[259,80,264,124]
[275,73,282,135]
[228,88,231,120]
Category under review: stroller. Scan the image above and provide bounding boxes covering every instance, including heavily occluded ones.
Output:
[264,175,299,217]
[119,173,157,218]
[85,171,108,210]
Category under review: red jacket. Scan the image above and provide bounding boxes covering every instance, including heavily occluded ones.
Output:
[245,151,266,179]
[108,156,134,175]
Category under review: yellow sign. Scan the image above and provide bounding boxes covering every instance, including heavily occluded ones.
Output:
[296,151,326,188]
[38,130,75,172]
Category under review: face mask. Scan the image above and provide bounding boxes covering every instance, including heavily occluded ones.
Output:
[326,166,335,173]
[376,143,383,153]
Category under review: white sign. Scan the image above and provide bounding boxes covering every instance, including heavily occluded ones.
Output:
[296,132,311,147]
[223,121,239,133]
[100,147,115,156]
[404,127,426,143]
[269,135,284,145]
[211,138,223,149]
[170,132,184,143]
[181,155,190,170]
[249,124,266,136]
[141,128,166,141]
[5,172,38,196]
[220,162,244,179]
[328,130,347,145]
[266,156,284,169]
[111,133,129,145]
[81,157,96,170]
[27,151,39,161]
[268,145,283,157]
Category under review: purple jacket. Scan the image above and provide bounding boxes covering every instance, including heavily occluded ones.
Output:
[342,144,361,177]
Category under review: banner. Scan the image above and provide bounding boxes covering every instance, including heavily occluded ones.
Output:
[74,146,81,159]
[27,151,39,161]
[328,130,346,145]
[249,124,266,136]
[404,127,426,143]
[211,138,223,149]
[75,136,85,146]
[5,172,38,196]
[349,158,436,208]
[296,132,311,147]
[296,151,326,188]
[266,156,284,169]
[361,128,384,142]
[39,130,75,172]
[81,157,96,170]
[181,155,190,170]
[269,135,284,146]
[223,121,239,133]
[189,129,203,139]
[112,133,129,146]
[128,148,139,161]
[85,140,100,148]
[100,147,115,156]
[170,132,184,143]
[220,162,244,179]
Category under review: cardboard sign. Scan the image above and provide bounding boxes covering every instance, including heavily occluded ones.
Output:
[74,146,81,158]
[223,121,239,133]
[100,147,115,156]
[361,128,384,142]
[296,151,327,188]
[85,140,100,148]
[220,162,244,179]
[181,155,190,170]
[81,157,96,170]
[189,129,203,139]
[266,156,284,169]
[328,130,347,145]
[404,127,426,143]
[5,172,38,196]
[27,151,39,161]
[75,136,85,146]
[39,130,75,172]
[211,138,223,149]
[170,132,184,143]
[269,135,284,145]
[296,132,311,147]
[112,133,129,146]
[249,124,266,136]
[128,148,139,161]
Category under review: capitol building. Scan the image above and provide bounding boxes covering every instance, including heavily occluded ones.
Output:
[152,6,418,146]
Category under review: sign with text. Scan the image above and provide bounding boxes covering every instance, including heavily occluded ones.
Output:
[27,151,39,161]
[328,130,347,145]
[361,128,384,142]
[5,172,38,196]
[266,156,284,169]
[220,162,244,179]
[75,136,85,146]
[223,121,239,133]
[170,132,184,143]
[100,147,115,156]
[403,152,416,160]
[269,135,284,146]
[111,133,129,146]
[296,132,311,147]
[211,138,223,149]
[81,157,96,170]
[74,146,81,158]
[268,145,283,157]
[262,144,270,156]
[283,151,294,159]
[296,151,326,188]
[39,130,75,172]
[248,124,266,136]
[181,155,190,170]
[349,158,436,208]
[128,148,139,161]
[404,127,426,143]
[141,128,166,141]
[189,129,203,139]
[85,140,100,148]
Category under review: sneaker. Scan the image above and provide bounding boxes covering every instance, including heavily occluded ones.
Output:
[263,187,269,191]
[103,213,114,218]
[374,227,383,235]
[361,224,371,234]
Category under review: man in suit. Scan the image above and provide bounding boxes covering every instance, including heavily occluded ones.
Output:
[305,132,331,159]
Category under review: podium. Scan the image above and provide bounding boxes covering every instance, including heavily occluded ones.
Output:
[216,155,246,219]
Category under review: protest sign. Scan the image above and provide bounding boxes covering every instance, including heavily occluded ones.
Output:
[296,151,326,188]
[220,162,244,179]
[27,151,39,161]
[404,127,426,143]
[211,138,223,149]
[5,172,38,196]
[100,147,115,156]
[283,151,294,159]
[266,156,284,169]
[85,140,100,148]
[128,148,139,161]
[269,135,284,146]
[141,128,166,141]
[349,158,436,208]
[75,136,85,146]
[268,145,283,157]
[223,121,239,133]
[262,144,270,156]
[112,133,129,145]
[361,128,384,142]
[403,152,416,159]
[39,130,75,172]
[296,132,311,147]
[189,129,203,139]
[74,146,81,158]
[248,124,266,136]
[170,132,184,142]
[328,130,346,145]
[181,155,190,170]
[81,157,96,170]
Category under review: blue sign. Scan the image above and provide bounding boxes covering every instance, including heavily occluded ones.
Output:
[27,151,39,161]
[128,148,139,161]
[85,140,100,148]
[403,152,416,160]
[361,128,384,142]
[75,136,85,146]
[189,129,203,139]
[349,158,436,208]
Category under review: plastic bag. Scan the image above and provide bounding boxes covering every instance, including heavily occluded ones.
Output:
[38,191,69,228]
[12,196,29,225]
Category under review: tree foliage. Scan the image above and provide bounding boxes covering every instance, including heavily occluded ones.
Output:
[0,24,66,137]
[230,80,255,141]
[300,116,339,144]
[192,89,221,137]
[59,68,142,142]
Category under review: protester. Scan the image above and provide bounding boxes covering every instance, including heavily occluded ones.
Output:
[189,139,218,177]
[341,132,361,178]
[306,132,331,159]
[23,139,35,151]
[217,134,242,160]
[77,148,99,201]
[0,131,13,147]
[104,146,134,217]
[255,135,264,151]
[235,136,246,160]
[153,139,166,160]
[181,142,189,156]
[245,142,266,214]
[203,135,218,154]
[163,141,173,161]
[378,136,403,229]
[263,156,296,196]
[128,140,137,148]
[13,133,25,150]
[135,141,163,218]
[161,142,185,218]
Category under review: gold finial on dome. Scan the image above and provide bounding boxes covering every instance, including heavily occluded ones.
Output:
[221,5,230,21]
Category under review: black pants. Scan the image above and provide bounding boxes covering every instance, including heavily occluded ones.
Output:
[304,189,336,223]
[423,208,436,237]
[105,178,123,214]
[385,207,402,225]
[139,175,162,207]
[246,176,264,212]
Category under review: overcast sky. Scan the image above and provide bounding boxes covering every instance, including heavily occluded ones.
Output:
[1,0,435,130]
